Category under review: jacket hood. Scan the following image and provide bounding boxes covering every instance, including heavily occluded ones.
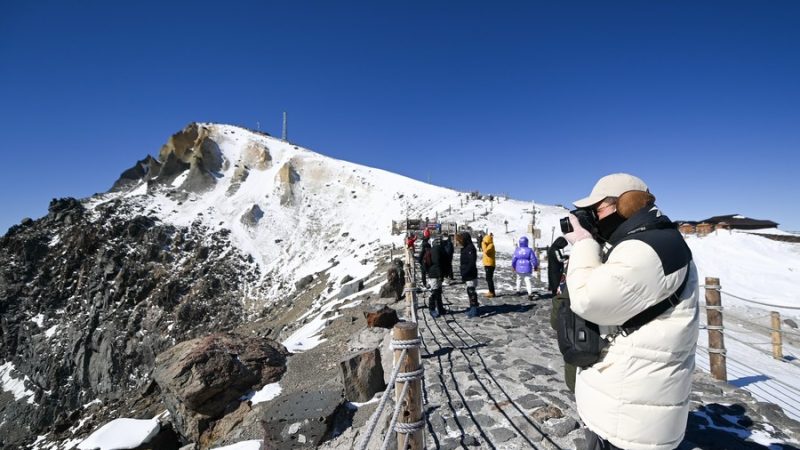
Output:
[519,236,529,247]
[483,234,493,245]
[460,232,474,247]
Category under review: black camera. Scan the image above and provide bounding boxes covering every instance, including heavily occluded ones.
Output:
[560,208,598,235]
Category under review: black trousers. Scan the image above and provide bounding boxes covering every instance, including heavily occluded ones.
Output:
[484,266,495,294]
[585,430,625,450]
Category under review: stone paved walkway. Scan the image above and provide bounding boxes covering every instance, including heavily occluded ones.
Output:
[417,254,584,449]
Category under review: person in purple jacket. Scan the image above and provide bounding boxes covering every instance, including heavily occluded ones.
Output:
[511,236,539,298]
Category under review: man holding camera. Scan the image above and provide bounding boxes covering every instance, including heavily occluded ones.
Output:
[563,173,698,450]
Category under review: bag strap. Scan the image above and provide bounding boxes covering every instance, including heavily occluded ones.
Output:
[616,264,692,336]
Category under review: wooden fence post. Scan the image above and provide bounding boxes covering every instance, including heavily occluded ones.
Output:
[705,277,727,382]
[771,311,783,360]
[393,322,423,449]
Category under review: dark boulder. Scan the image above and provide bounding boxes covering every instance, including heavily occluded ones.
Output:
[339,348,386,403]
[364,305,399,329]
[261,388,348,448]
[152,333,288,442]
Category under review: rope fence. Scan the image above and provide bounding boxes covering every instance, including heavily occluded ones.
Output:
[700,277,800,384]
[356,246,426,450]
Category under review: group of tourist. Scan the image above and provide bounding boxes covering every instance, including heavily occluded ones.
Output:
[412,227,543,319]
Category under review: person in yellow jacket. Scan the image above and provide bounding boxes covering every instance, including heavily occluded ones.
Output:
[481,233,496,297]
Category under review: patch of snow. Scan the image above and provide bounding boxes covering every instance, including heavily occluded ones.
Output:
[0,361,37,404]
[348,396,380,408]
[82,398,102,409]
[242,382,282,405]
[31,313,45,328]
[77,418,159,450]
[124,182,148,198]
[210,440,263,450]
[45,324,59,338]
[171,171,189,187]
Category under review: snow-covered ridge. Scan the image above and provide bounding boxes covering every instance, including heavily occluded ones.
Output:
[99,123,563,299]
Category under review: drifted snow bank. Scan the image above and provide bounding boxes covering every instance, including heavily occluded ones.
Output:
[76,418,159,450]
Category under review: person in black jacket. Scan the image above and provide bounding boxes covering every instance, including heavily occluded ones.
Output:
[417,229,431,287]
[547,236,569,296]
[441,234,455,282]
[457,231,480,318]
[425,235,447,317]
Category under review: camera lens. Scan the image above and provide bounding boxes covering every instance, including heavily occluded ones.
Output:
[560,217,573,234]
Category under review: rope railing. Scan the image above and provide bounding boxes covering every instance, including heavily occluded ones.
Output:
[355,330,425,450]
[699,307,800,339]
[699,284,800,310]
[356,244,426,450]
[701,277,800,384]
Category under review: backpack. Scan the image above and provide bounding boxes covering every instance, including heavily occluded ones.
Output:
[423,248,432,269]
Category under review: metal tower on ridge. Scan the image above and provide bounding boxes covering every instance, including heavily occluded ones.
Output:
[282,112,288,141]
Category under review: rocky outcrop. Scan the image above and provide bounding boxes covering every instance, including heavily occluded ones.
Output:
[240,204,264,228]
[111,155,163,191]
[339,348,385,403]
[241,142,272,170]
[0,197,262,448]
[276,161,299,206]
[110,123,224,194]
[152,333,289,442]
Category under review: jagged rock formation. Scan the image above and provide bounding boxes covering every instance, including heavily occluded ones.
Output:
[0,197,261,448]
[110,123,224,194]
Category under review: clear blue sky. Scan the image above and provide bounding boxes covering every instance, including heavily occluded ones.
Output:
[2,1,799,232]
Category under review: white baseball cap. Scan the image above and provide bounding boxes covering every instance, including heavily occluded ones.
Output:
[573,173,649,208]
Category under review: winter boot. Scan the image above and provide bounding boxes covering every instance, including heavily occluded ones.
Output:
[434,290,447,316]
[427,292,437,315]
[466,287,479,318]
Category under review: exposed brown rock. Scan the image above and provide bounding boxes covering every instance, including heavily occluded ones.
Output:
[364,305,399,329]
[152,333,288,442]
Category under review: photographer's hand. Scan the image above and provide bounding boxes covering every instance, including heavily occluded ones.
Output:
[564,214,592,244]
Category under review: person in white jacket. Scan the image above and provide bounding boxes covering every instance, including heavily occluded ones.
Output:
[563,173,698,450]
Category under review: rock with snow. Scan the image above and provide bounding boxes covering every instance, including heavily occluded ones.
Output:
[152,333,288,442]
[337,278,364,300]
[240,204,264,227]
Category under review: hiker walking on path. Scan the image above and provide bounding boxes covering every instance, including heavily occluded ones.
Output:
[457,231,480,318]
[547,236,569,296]
[511,236,538,298]
[563,173,697,450]
[424,234,447,318]
[481,233,496,298]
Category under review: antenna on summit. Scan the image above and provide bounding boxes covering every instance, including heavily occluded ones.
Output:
[282,112,288,141]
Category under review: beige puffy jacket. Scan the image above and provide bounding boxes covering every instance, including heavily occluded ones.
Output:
[567,232,698,450]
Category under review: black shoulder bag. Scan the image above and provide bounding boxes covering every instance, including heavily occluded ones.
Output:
[556,269,690,368]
